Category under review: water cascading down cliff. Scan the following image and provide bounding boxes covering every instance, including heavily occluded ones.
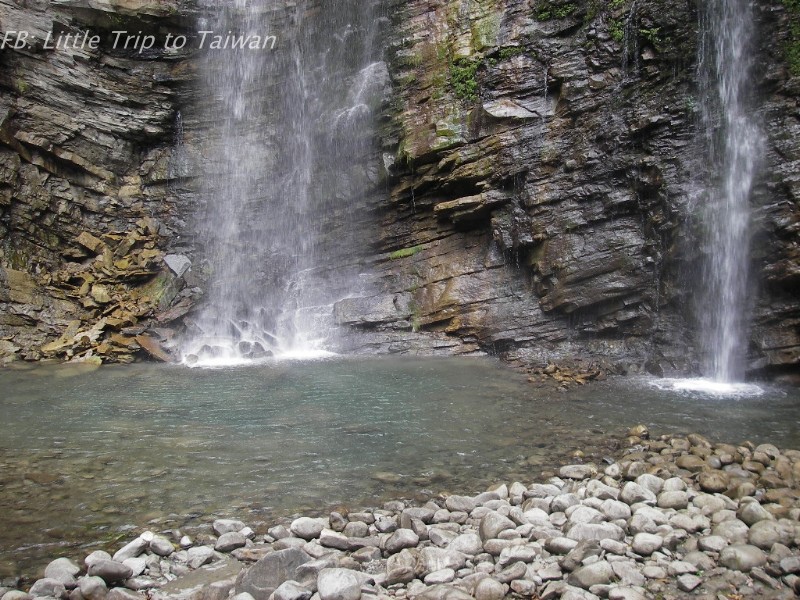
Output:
[182,1,388,366]
[696,0,762,383]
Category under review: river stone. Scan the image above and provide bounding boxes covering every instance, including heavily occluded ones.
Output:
[112,537,148,563]
[479,512,515,541]
[290,518,327,541]
[401,507,435,526]
[737,501,773,526]
[105,590,139,600]
[551,494,581,513]
[719,544,767,572]
[423,568,455,585]
[150,536,174,557]
[216,532,247,553]
[631,533,663,556]
[428,528,457,547]
[236,548,311,598]
[544,537,578,555]
[2,593,32,600]
[779,556,800,575]
[316,569,360,600]
[522,507,550,526]
[474,577,507,600]
[44,558,80,586]
[319,530,349,550]
[620,483,655,506]
[374,517,398,533]
[566,523,625,542]
[340,522,366,539]
[600,499,631,521]
[445,495,476,513]
[496,561,527,584]
[567,561,613,590]
[657,491,689,509]
[559,465,594,480]
[697,471,729,493]
[122,556,146,578]
[748,519,794,549]
[675,455,706,472]
[385,529,419,554]
[385,549,417,584]
[713,519,750,544]
[415,585,473,600]
[187,547,217,569]
[698,535,728,552]
[417,547,467,577]
[610,561,645,587]
[214,520,246,536]
[608,588,648,600]
[567,506,604,526]
[29,579,66,599]
[78,577,107,600]
[683,551,716,572]
[585,480,619,500]
[635,474,663,495]
[87,560,132,584]
[676,573,702,592]
[271,580,312,600]
[498,545,539,566]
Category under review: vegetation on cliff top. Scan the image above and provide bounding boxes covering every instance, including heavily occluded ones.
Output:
[786,0,800,76]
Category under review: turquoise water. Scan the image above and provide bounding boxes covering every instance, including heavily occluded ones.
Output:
[0,357,798,579]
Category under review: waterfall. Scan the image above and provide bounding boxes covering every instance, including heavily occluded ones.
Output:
[696,0,762,383]
[182,0,388,366]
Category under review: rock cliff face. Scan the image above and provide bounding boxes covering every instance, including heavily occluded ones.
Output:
[0,0,797,378]
[336,0,800,379]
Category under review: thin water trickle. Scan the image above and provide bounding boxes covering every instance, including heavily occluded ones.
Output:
[697,0,762,382]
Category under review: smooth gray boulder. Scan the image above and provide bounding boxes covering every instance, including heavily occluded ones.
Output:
[316,569,361,600]
[271,580,313,600]
[87,560,132,584]
[235,548,311,599]
[719,544,767,572]
[44,559,80,587]
[290,518,327,541]
[28,579,66,599]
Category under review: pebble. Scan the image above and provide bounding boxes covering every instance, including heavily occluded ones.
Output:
[8,431,800,600]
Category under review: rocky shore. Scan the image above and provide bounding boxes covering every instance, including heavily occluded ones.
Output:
[4,427,800,600]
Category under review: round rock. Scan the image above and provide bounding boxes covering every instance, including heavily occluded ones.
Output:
[632,533,663,556]
[28,579,66,599]
[385,529,419,554]
[316,568,361,600]
[719,544,767,572]
[44,558,80,586]
[657,491,688,509]
[87,560,132,584]
[215,532,247,553]
[78,576,107,600]
[474,577,507,600]
[290,517,328,541]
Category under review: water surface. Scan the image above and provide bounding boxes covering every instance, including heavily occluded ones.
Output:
[0,357,797,579]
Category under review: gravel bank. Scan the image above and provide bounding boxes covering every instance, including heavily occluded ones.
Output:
[3,426,800,600]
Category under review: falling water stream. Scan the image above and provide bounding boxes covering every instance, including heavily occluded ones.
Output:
[183,1,387,366]
[697,0,762,383]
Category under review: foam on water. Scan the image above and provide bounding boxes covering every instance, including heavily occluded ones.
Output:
[650,377,764,397]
